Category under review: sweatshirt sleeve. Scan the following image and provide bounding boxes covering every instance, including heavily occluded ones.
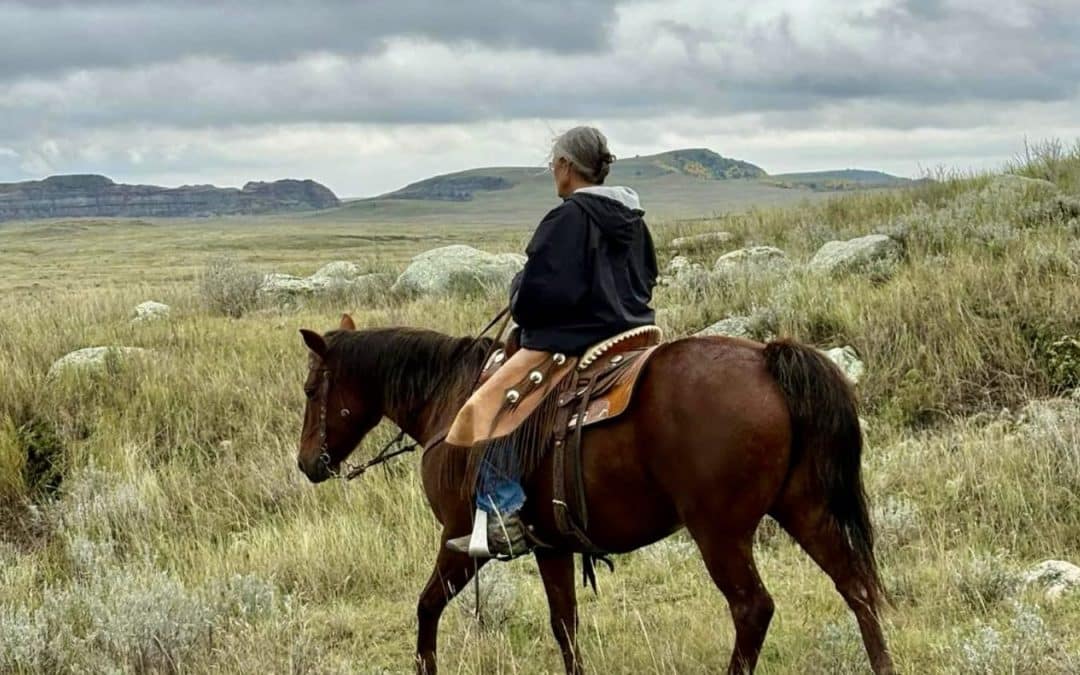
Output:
[511,202,590,328]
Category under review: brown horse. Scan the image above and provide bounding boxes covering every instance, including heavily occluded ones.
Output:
[296,315,895,675]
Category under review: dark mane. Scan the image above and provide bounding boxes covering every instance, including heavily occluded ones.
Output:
[325,327,494,417]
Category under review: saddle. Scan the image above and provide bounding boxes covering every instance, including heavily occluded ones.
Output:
[476,325,663,586]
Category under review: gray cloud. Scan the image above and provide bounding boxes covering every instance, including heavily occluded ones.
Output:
[0,0,1078,191]
[0,0,618,79]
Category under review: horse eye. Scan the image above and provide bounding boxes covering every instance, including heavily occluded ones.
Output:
[304,387,316,400]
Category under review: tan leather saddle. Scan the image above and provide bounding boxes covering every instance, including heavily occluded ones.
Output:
[479,325,663,433]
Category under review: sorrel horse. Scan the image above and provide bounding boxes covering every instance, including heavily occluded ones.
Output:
[296,315,895,675]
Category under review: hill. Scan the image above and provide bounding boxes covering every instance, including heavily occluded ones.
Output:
[330,148,907,226]
[767,169,914,190]
[0,174,340,221]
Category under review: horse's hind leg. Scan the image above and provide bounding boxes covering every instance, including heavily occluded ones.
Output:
[416,538,486,675]
[536,551,583,674]
[773,504,896,675]
[687,526,774,674]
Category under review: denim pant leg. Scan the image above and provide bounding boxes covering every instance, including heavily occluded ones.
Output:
[476,459,525,516]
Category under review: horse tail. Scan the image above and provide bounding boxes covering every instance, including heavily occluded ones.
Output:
[762,339,883,603]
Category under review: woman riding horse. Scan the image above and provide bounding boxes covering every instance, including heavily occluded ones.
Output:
[445,126,658,558]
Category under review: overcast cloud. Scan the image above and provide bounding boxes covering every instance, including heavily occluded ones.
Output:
[1,0,1078,196]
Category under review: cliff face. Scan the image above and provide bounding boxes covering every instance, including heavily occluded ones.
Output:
[0,174,341,221]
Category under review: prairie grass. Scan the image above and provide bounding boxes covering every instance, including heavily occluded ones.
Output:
[0,144,1079,673]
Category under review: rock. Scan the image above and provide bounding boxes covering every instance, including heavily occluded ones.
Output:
[1017,397,1080,429]
[1023,560,1080,601]
[823,346,866,384]
[668,232,734,252]
[48,347,152,378]
[714,246,790,273]
[260,262,391,299]
[392,245,526,296]
[809,234,903,276]
[131,301,170,322]
[695,316,755,339]
[985,174,1058,197]
[0,174,340,222]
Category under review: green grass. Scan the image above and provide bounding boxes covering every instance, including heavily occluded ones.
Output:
[1,144,1079,673]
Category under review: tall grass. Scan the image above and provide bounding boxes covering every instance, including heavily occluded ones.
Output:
[0,144,1078,672]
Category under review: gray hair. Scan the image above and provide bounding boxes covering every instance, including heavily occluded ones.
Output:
[552,126,616,184]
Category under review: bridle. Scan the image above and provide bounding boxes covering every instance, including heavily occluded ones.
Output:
[312,305,512,482]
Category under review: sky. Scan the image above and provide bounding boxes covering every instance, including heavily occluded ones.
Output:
[1,0,1079,198]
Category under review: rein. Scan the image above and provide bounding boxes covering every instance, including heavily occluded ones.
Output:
[316,306,512,482]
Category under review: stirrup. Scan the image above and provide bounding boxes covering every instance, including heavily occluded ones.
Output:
[445,509,493,558]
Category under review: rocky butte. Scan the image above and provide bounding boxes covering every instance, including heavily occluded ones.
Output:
[0,174,341,221]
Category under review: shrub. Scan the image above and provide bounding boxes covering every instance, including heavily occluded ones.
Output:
[199,255,263,318]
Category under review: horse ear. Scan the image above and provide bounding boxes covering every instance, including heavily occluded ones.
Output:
[339,313,356,331]
[300,329,327,357]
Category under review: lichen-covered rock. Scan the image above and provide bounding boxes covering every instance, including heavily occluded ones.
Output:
[809,234,903,277]
[260,262,391,299]
[1023,560,1080,601]
[695,316,755,339]
[391,245,525,296]
[668,232,734,252]
[131,301,170,322]
[48,347,152,378]
[823,345,866,385]
[714,246,790,274]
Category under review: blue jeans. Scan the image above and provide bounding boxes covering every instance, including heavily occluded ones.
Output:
[476,460,525,516]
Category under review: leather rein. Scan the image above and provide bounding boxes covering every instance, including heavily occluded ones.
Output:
[315,306,512,482]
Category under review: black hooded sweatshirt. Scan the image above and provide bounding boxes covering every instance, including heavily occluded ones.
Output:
[510,190,658,355]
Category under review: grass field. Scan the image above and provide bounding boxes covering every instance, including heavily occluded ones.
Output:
[1,144,1079,673]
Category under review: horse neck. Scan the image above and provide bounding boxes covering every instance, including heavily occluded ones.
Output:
[368,333,486,447]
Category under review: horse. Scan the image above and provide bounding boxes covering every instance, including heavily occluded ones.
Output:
[295,314,895,675]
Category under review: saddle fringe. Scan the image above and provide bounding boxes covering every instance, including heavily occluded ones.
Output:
[458,372,573,497]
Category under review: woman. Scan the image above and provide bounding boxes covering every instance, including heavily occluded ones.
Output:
[446,126,658,558]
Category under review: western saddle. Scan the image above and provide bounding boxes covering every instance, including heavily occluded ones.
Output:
[479,325,663,581]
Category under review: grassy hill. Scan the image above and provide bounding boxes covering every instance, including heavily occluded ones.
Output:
[0,144,1078,672]
[323,149,907,226]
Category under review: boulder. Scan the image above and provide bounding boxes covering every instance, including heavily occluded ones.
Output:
[809,234,903,276]
[1023,560,1080,601]
[260,262,391,299]
[48,346,152,378]
[131,301,170,322]
[392,245,526,296]
[714,246,790,274]
[823,346,866,385]
[695,316,755,339]
[668,232,734,252]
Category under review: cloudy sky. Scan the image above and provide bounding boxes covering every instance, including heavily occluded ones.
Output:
[2,0,1078,197]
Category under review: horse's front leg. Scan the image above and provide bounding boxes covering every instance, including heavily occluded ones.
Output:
[536,550,583,674]
[416,535,485,674]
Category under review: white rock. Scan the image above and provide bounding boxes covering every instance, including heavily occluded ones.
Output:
[668,231,734,252]
[1023,560,1080,601]
[824,346,866,385]
[809,234,903,276]
[714,246,790,273]
[48,346,152,378]
[309,261,364,281]
[131,301,170,322]
[392,245,526,296]
[695,316,755,339]
[260,261,389,298]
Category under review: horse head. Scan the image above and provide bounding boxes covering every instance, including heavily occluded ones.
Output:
[296,313,381,482]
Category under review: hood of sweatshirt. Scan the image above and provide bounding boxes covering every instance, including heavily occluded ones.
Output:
[567,186,644,247]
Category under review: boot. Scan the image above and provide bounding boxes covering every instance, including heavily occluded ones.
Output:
[446,508,531,559]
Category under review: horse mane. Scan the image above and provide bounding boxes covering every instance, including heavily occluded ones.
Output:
[324,327,494,419]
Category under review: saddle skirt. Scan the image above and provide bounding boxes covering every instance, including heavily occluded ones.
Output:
[446,326,663,449]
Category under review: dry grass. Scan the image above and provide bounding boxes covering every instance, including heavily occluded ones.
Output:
[1,145,1079,673]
